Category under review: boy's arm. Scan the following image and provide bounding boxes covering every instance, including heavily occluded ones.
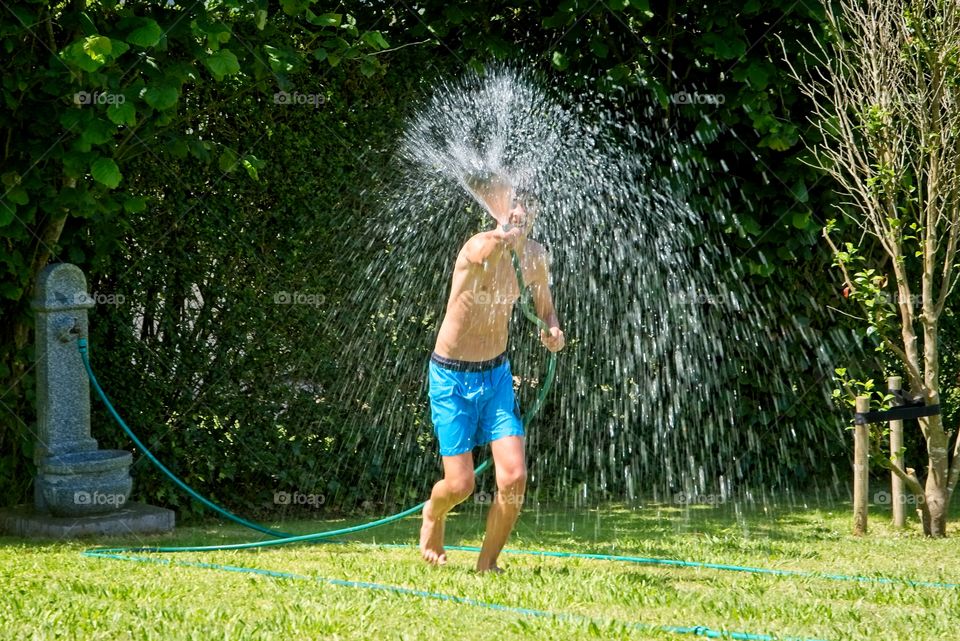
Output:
[530,249,565,352]
[463,226,522,265]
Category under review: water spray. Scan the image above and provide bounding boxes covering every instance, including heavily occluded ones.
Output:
[70,64,890,641]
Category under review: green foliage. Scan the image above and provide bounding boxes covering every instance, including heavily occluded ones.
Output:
[831,367,892,410]
[827,233,900,344]
[68,52,436,519]
[1,0,881,511]
[0,0,395,509]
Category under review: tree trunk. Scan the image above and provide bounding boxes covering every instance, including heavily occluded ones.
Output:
[925,484,948,537]
[924,414,950,537]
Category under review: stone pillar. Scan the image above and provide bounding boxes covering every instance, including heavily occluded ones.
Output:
[31,263,132,516]
[32,265,98,464]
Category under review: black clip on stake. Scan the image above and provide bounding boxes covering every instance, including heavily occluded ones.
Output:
[854,389,941,425]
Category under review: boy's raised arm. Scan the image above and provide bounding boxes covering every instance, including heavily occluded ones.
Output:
[463,226,523,265]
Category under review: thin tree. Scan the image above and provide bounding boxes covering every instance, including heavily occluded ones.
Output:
[786,0,960,536]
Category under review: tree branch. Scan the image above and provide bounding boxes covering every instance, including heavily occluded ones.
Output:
[875,454,925,498]
[947,426,960,501]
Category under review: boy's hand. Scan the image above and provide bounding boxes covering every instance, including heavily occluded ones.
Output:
[540,326,565,352]
[494,224,523,247]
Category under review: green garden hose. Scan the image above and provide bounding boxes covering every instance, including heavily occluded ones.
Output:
[79,549,829,641]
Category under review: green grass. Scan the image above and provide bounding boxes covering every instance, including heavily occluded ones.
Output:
[3,498,960,640]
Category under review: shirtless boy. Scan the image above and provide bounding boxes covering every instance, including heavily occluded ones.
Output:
[420,174,565,573]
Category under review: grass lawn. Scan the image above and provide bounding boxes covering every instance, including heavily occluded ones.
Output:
[3,497,959,640]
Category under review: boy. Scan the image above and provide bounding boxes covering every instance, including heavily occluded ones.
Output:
[420,175,565,573]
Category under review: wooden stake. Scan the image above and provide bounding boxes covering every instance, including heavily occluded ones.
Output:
[888,376,905,528]
[853,395,870,536]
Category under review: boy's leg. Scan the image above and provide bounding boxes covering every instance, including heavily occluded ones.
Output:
[423,358,480,565]
[420,451,475,565]
[476,434,526,572]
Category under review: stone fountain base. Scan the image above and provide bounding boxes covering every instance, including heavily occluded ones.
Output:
[0,502,174,539]
[36,449,133,517]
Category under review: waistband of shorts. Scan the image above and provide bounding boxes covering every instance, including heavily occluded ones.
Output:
[430,351,507,372]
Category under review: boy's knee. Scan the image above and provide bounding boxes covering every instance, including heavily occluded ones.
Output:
[446,475,476,500]
[497,466,527,491]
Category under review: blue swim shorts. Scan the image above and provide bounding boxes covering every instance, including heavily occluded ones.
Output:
[427,351,525,457]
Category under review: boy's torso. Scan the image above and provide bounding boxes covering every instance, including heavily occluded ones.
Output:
[433,237,541,361]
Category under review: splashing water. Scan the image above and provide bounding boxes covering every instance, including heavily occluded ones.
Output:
[328,65,844,515]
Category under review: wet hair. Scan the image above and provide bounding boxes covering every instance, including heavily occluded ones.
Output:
[513,188,541,215]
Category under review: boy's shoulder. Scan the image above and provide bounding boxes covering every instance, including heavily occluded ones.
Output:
[525,238,549,267]
[464,230,490,245]
[455,230,498,267]
[459,230,491,256]
[525,238,546,256]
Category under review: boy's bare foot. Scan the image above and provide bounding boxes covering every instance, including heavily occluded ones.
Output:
[476,562,504,574]
[477,559,503,574]
[419,500,447,565]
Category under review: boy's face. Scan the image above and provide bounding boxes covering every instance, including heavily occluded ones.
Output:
[508,194,538,235]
